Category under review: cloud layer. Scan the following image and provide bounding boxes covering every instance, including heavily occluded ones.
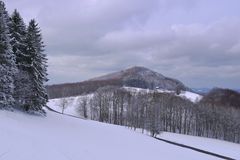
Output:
[6,0,240,88]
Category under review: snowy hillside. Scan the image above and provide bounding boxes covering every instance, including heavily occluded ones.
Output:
[47,94,93,117]
[89,66,188,91]
[46,66,190,99]
[178,90,202,102]
[158,132,240,159]
[0,109,239,160]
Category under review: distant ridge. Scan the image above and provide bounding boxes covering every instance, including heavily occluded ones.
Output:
[47,66,189,99]
[200,88,240,108]
[191,88,240,95]
[89,66,188,90]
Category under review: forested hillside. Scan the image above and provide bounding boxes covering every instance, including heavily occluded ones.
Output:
[200,88,240,108]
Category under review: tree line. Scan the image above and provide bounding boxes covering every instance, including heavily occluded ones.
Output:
[75,86,240,143]
[46,79,123,99]
[0,1,48,113]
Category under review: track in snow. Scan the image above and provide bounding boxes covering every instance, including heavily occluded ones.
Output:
[154,137,235,160]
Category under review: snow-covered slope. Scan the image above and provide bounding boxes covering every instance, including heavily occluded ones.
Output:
[178,90,202,102]
[47,96,79,116]
[1,109,238,160]
[158,132,240,160]
[47,94,93,117]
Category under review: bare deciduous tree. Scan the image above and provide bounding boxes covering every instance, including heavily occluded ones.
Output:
[59,98,68,114]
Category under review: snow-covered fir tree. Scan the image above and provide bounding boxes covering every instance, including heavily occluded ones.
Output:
[0,1,17,109]
[9,9,31,109]
[25,19,48,111]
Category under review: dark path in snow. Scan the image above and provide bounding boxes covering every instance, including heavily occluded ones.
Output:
[154,137,235,160]
[45,106,85,119]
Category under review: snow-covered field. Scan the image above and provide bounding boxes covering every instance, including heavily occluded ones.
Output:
[1,109,238,160]
[178,90,202,102]
[158,132,240,160]
[47,94,92,117]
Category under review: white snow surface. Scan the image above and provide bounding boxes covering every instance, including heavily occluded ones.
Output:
[0,109,236,160]
[47,96,78,116]
[48,94,93,117]
[178,91,202,102]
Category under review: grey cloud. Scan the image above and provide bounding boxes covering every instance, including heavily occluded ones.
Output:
[5,0,240,88]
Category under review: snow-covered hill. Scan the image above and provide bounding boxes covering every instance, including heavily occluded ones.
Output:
[89,66,188,91]
[1,109,239,160]
[47,66,190,99]
[47,94,93,117]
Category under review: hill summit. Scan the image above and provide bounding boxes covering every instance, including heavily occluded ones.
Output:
[90,66,187,91]
[47,66,189,99]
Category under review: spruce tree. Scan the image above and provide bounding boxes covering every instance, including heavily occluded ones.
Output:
[9,9,31,109]
[25,19,48,112]
[0,1,17,109]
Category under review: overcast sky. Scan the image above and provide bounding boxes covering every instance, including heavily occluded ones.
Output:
[6,0,240,88]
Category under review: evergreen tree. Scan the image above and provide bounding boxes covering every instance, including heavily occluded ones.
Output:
[25,19,48,112]
[9,9,31,109]
[0,1,17,109]
[10,9,27,67]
